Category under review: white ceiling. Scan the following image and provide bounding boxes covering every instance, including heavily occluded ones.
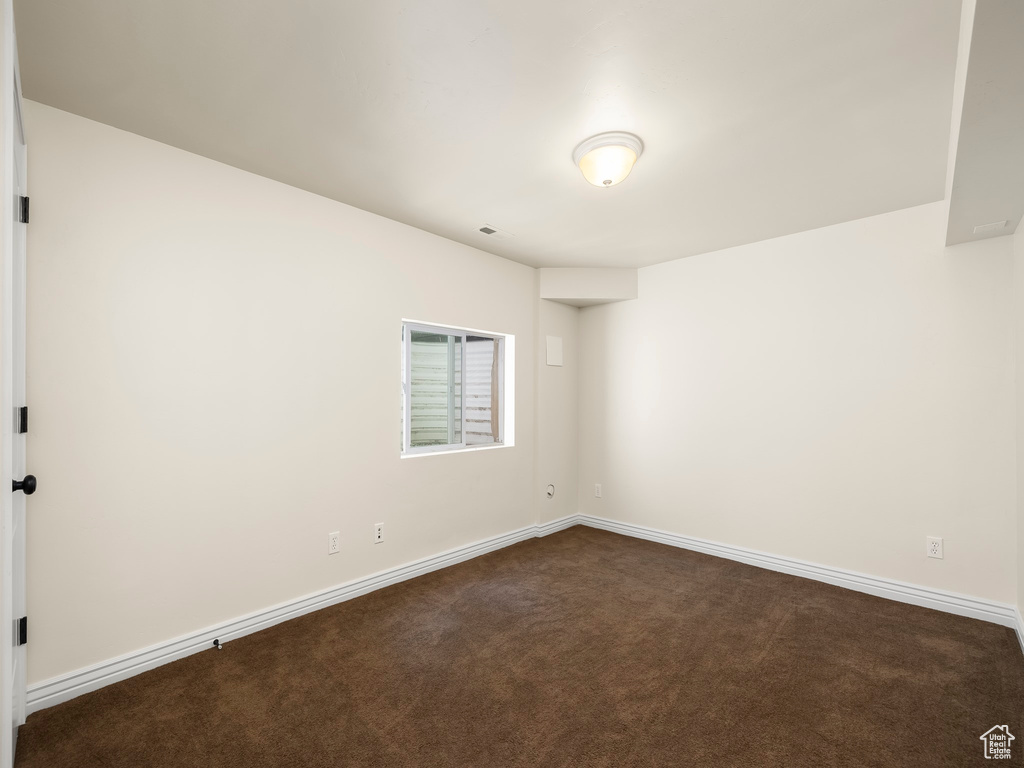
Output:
[14,0,961,268]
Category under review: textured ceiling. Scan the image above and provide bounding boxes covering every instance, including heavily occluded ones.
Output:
[15,0,962,267]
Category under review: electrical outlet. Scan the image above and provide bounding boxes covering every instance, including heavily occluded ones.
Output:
[926,536,943,559]
[328,532,340,555]
[594,483,602,498]
[374,523,384,544]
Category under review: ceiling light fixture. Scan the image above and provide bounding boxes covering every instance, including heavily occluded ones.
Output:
[572,131,644,188]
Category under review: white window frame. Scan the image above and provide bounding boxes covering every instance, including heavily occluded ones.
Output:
[401,320,512,457]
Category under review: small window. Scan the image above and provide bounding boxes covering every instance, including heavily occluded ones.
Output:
[402,322,507,455]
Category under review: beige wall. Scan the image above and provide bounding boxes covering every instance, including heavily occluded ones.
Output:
[23,101,543,684]
[535,300,579,524]
[578,201,1017,604]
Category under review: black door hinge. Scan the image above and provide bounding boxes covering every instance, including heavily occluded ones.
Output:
[16,617,26,646]
[18,406,27,434]
[18,196,28,224]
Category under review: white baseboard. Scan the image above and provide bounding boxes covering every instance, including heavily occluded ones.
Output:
[1015,607,1024,657]
[26,512,1022,714]
[535,514,580,537]
[576,514,1019,629]
[27,516,577,715]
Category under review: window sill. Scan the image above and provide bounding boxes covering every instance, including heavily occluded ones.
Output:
[400,443,511,459]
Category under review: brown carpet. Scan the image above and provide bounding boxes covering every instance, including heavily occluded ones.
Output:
[15,526,1024,767]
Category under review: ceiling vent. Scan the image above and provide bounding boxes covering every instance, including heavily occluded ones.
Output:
[973,220,1008,234]
[477,224,515,241]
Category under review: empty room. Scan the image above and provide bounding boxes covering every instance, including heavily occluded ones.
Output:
[0,0,1022,765]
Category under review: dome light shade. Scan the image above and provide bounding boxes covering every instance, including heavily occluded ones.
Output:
[572,132,644,187]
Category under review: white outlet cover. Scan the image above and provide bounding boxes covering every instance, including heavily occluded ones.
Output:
[328,531,340,555]
[594,483,602,498]
[926,536,943,559]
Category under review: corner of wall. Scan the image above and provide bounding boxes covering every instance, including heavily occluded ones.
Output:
[1014,221,1024,623]
[535,299,580,525]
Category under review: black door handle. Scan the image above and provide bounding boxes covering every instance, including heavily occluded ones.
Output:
[13,475,36,495]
